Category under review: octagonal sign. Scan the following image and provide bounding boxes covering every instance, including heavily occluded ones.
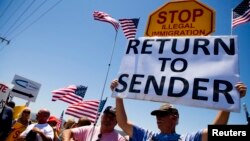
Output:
[145,0,215,36]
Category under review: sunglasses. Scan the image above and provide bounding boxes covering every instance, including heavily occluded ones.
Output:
[23,111,31,114]
[96,133,102,141]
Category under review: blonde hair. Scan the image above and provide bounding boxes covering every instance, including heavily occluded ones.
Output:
[19,107,31,119]
[63,118,75,129]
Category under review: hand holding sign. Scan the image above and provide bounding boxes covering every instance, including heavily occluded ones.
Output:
[112,36,240,112]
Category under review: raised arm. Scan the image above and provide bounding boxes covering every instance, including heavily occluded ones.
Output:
[116,98,133,137]
[201,82,247,141]
[110,79,134,137]
[212,82,247,125]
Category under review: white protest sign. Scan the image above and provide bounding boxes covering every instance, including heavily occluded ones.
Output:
[10,75,41,102]
[112,36,240,112]
[0,82,14,113]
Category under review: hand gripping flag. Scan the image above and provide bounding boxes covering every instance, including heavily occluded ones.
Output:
[51,85,87,104]
[119,18,139,39]
[93,11,120,31]
[232,0,250,28]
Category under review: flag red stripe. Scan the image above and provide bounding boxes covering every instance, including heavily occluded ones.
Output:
[232,0,250,28]
[51,85,83,104]
[119,18,139,39]
[93,11,119,31]
[65,100,100,123]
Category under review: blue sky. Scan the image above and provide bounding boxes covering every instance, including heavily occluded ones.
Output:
[0,0,249,134]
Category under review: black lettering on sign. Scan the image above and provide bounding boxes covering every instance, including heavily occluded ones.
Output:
[129,74,144,93]
[141,39,154,54]
[126,39,140,54]
[116,74,129,92]
[213,80,234,104]
[144,75,165,96]
[168,77,189,97]
[192,78,209,101]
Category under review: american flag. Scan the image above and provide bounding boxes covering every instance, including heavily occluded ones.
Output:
[93,11,120,31]
[56,110,64,130]
[232,0,250,28]
[51,85,87,104]
[119,18,139,39]
[65,99,107,123]
[98,97,107,113]
[94,97,107,124]
[65,100,100,123]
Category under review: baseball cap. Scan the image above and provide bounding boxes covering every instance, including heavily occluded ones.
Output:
[151,103,179,116]
[47,116,59,123]
[103,106,116,116]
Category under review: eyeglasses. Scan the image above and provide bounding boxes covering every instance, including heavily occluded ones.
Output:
[23,111,31,114]
[96,133,102,141]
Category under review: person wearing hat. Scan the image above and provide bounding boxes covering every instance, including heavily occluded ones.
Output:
[47,116,60,141]
[48,116,59,125]
[62,106,126,141]
[110,79,247,141]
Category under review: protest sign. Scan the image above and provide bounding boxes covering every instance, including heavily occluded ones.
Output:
[0,82,14,113]
[112,36,239,112]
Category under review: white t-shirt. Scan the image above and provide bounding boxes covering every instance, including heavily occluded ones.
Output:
[20,123,54,141]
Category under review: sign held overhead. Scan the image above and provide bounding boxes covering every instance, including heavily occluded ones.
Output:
[113,36,239,112]
[145,0,215,36]
[10,75,41,102]
[0,82,14,113]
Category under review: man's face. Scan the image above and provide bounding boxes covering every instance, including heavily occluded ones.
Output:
[101,113,117,130]
[36,110,50,123]
[156,113,178,132]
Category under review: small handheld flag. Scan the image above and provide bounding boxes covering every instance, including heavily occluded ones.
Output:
[56,110,64,130]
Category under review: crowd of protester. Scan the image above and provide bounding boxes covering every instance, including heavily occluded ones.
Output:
[0,100,128,141]
[0,81,248,141]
